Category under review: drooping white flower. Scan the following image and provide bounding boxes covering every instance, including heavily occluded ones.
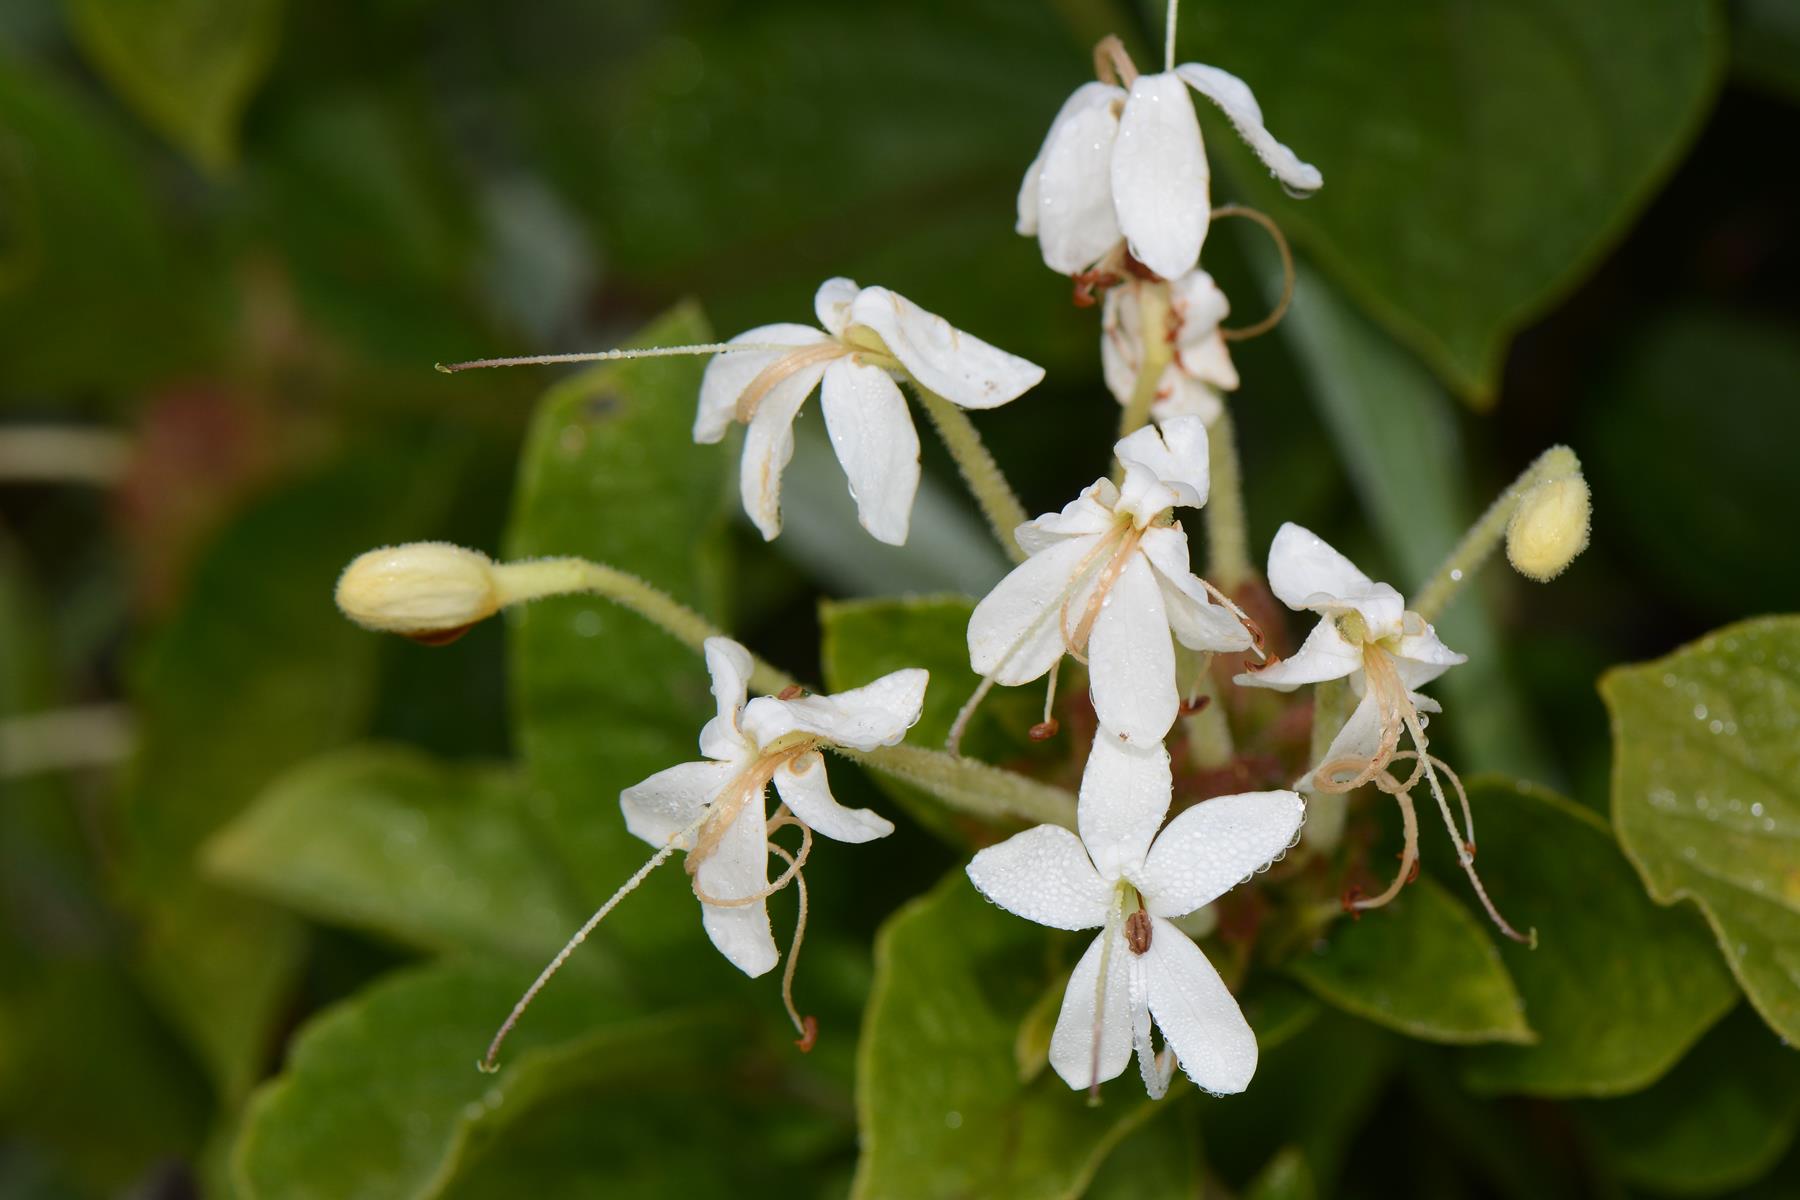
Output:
[1017,62,1321,281]
[621,637,926,976]
[966,416,1255,746]
[695,278,1044,546]
[967,732,1304,1096]
[1232,523,1463,793]
[1102,271,1238,426]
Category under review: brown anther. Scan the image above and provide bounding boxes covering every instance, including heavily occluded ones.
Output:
[1028,719,1060,741]
[1404,857,1421,884]
[1125,909,1153,955]
[1464,841,1478,860]
[1121,250,1160,281]
[777,684,805,701]
[1071,268,1122,308]
[1180,694,1212,716]
[1340,886,1365,917]
[794,1015,819,1053]
[1248,652,1283,673]
[405,625,473,647]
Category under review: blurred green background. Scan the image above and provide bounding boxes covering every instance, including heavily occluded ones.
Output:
[2,0,1797,1197]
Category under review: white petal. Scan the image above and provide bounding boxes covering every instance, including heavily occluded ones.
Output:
[694,324,830,444]
[1033,81,1127,274]
[1140,526,1253,653]
[1176,62,1322,197]
[1016,148,1043,236]
[1295,690,1383,792]
[1113,416,1210,519]
[1129,956,1174,1098]
[848,286,1044,411]
[1142,917,1258,1094]
[813,277,860,338]
[819,358,921,546]
[771,750,893,844]
[966,824,1111,930]
[620,759,736,847]
[1169,269,1231,338]
[1049,930,1134,1091]
[737,358,830,541]
[1078,731,1172,881]
[1265,522,1405,633]
[1111,71,1209,280]
[1233,617,1361,692]
[1099,286,1138,406]
[967,533,1106,685]
[741,667,928,752]
[696,797,778,977]
[1150,372,1226,427]
[1014,482,1118,556]
[1135,790,1305,917]
[1393,627,1466,691]
[1088,551,1178,745]
[697,637,755,760]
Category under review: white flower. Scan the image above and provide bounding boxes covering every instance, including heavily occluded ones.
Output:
[621,637,926,976]
[1102,271,1238,427]
[695,278,1044,546]
[966,416,1254,745]
[967,732,1304,1096]
[1016,63,1320,281]
[1233,523,1464,792]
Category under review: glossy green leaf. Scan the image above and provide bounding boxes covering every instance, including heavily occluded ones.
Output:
[1246,1146,1317,1200]
[1185,0,1723,401]
[1581,1007,1800,1196]
[232,958,711,1200]
[851,871,1161,1200]
[1289,875,1533,1046]
[64,0,283,171]
[205,745,586,961]
[1450,779,1738,1097]
[1084,1102,1202,1200]
[1602,616,1800,1044]
[505,303,731,957]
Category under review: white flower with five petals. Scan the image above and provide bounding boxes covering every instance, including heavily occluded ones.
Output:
[695,278,1044,546]
[967,733,1304,1096]
[1016,63,1321,281]
[967,416,1254,745]
[621,637,926,976]
[1102,271,1238,427]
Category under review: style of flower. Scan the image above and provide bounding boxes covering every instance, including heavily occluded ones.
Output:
[967,731,1304,1097]
[966,416,1255,745]
[621,637,926,976]
[1016,61,1321,281]
[695,278,1044,547]
[1102,270,1238,427]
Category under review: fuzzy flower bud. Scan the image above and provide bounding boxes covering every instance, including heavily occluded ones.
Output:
[335,542,501,642]
[1506,476,1591,582]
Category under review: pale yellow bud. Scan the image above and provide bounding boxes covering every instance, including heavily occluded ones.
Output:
[1506,476,1591,583]
[335,542,501,642]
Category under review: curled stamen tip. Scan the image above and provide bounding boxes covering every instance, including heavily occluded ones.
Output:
[1464,842,1478,860]
[794,1015,819,1053]
[1028,719,1060,741]
[434,362,453,374]
[476,1057,500,1075]
[1340,887,1365,917]
[1526,928,1540,950]
[1180,695,1211,716]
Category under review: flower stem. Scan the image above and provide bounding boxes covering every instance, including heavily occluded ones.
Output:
[1411,444,1583,623]
[915,386,1030,564]
[1299,677,1352,854]
[1115,282,1173,447]
[1203,408,1253,590]
[1180,654,1233,770]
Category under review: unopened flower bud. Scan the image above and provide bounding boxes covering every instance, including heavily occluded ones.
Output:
[335,542,501,642]
[1506,476,1591,583]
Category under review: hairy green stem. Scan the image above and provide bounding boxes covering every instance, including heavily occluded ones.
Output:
[915,387,1030,564]
[1180,654,1233,771]
[1299,677,1352,854]
[1203,408,1253,590]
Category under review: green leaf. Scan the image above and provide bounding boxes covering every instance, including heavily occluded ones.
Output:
[1084,1102,1203,1200]
[1185,0,1723,401]
[1580,1007,1800,1196]
[851,871,1161,1200]
[1449,778,1739,1097]
[231,958,710,1200]
[505,303,731,958]
[1288,874,1533,1046]
[1602,616,1800,1044]
[1245,1146,1317,1200]
[204,745,586,962]
[64,0,283,171]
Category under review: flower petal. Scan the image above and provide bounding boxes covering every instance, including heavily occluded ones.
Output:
[1078,730,1172,881]
[819,358,921,546]
[620,759,737,848]
[694,324,830,444]
[1393,625,1466,691]
[1114,415,1210,520]
[1135,790,1305,917]
[1140,526,1253,653]
[1112,71,1209,281]
[966,824,1111,930]
[772,750,893,844]
[1129,956,1174,1098]
[696,797,779,978]
[738,357,830,541]
[1150,371,1226,427]
[1049,930,1134,1091]
[1088,551,1178,745]
[1014,481,1118,556]
[1032,81,1127,273]
[1265,522,1405,633]
[1295,690,1383,792]
[1142,917,1258,1094]
[968,532,1107,685]
[741,667,927,753]
[813,277,860,339]
[848,286,1044,411]
[1233,617,1361,692]
[1175,62,1322,197]
[1099,286,1138,406]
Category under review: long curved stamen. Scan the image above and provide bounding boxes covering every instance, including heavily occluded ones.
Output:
[690,809,814,908]
[1062,526,1145,662]
[435,342,800,374]
[766,835,817,1050]
[1313,647,1406,794]
[1348,781,1418,913]
[734,342,849,423]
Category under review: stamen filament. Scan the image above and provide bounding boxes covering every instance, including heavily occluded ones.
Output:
[434,342,798,374]
[735,342,849,423]
[1348,786,1418,913]
[767,839,816,1050]
[1164,0,1179,72]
